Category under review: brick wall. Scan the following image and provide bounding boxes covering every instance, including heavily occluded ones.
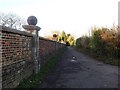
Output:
[0,26,65,88]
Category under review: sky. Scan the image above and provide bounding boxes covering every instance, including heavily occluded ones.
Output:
[0,0,119,38]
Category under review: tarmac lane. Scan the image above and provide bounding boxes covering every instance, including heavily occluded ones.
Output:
[38,47,119,88]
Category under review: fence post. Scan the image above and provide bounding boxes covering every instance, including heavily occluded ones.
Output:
[22,16,41,74]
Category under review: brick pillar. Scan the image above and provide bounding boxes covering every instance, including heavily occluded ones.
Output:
[22,16,41,74]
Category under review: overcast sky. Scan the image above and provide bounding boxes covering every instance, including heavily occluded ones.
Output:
[0,0,119,38]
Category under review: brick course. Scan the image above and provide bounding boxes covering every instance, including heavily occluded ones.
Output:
[0,26,65,88]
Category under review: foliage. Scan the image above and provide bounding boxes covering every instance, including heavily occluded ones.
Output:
[75,46,120,66]
[57,35,62,42]
[91,29,107,55]
[76,35,91,49]
[76,37,82,48]
[66,34,75,46]
[61,31,67,42]
[76,25,120,65]
[0,12,26,30]
[45,31,75,46]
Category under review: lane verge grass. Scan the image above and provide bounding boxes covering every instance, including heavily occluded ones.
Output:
[75,47,120,66]
[17,47,66,88]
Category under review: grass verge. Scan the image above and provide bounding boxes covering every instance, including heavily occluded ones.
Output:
[75,47,120,66]
[17,47,66,88]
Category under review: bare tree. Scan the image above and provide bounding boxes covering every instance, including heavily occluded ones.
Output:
[0,12,26,30]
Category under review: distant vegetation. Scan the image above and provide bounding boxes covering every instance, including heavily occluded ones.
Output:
[76,25,120,66]
[0,12,26,30]
[45,30,76,46]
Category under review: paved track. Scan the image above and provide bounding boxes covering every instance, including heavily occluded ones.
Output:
[39,47,119,88]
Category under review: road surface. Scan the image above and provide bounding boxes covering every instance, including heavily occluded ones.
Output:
[38,47,119,88]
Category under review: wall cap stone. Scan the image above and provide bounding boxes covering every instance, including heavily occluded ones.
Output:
[0,25,64,45]
[22,25,41,31]
[1,25,33,37]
